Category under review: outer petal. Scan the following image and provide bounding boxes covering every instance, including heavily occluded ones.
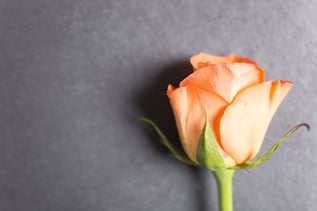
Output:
[167,85,228,162]
[180,63,264,103]
[190,52,256,71]
[219,80,293,164]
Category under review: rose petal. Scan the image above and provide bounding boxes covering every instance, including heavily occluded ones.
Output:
[190,52,257,71]
[180,63,264,103]
[219,80,293,164]
[167,85,228,162]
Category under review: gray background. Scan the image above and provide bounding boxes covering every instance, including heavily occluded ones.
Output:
[0,0,316,211]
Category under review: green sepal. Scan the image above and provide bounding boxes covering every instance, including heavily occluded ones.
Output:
[232,123,310,169]
[140,118,197,166]
[196,112,226,170]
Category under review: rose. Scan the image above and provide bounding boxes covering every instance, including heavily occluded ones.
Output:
[167,53,293,167]
[141,53,306,211]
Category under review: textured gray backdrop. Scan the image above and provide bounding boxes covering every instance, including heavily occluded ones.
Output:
[0,0,316,211]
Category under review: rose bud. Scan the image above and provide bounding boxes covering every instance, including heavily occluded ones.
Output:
[167,53,292,168]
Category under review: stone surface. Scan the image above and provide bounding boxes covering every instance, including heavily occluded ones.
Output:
[0,0,316,210]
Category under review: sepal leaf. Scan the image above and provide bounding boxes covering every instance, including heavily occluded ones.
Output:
[233,123,310,169]
[140,118,197,166]
[196,112,226,170]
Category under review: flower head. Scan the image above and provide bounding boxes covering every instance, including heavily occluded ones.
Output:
[167,53,292,167]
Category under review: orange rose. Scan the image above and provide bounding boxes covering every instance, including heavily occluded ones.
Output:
[167,53,293,167]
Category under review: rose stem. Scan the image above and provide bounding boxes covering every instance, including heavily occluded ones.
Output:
[212,169,235,211]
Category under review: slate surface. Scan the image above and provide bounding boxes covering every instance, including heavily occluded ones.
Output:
[0,0,316,210]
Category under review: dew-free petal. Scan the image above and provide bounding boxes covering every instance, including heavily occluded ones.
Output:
[180,63,264,103]
[167,85,228,162]
[219,81,293,164]
[190,52,256,71]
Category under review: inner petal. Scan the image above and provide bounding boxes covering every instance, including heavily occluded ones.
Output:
[190,52,257,71]
[180,63,264,103]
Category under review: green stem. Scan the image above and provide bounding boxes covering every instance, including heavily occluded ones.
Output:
[212,169,235,211]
